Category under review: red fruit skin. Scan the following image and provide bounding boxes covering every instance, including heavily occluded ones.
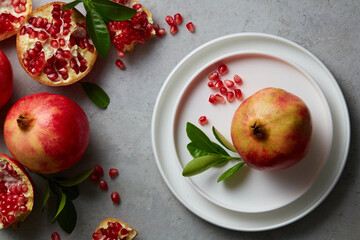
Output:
[0,50,13,109]
[4,93,90,174]
[231,88,312,171]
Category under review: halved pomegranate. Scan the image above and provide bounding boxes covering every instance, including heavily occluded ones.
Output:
[92,218,138,240]
[107,0,156,54]
[0,153,34,229]
[16,2,97,86]
[0,0,32,41]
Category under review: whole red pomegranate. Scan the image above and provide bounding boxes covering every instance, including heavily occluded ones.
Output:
[92,218,138,240]
[231,88,312,171]
[0,49,13,109]
[0,153,34,228]
[4,93,90,174]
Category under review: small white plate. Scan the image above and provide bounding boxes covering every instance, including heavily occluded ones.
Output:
[172,51,333,213]
[151,33,350,231]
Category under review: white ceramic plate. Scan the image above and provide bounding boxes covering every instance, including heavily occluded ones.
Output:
[172,51,333,213]
[151,33,350,231]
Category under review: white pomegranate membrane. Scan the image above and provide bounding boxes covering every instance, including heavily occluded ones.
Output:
[0,159,31,228]
[0,0,28,37]
[92,221,134,240]
[18,3,94,83]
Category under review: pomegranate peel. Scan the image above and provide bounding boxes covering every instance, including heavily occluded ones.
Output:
[0,153,34,229]
[92,218,138,240]
[0,0,33,41]
[16,2,97,86]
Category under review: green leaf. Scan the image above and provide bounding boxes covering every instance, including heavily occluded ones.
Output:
[41,181,51,212]
[90,0,136,21]
[62,0,83,10]
[81,82,110,109]
[57,168,94,187]
[182,156,227,177]
[212,126,237,152]
[217,162,246,183]
[186,122,229,156]
[57,200,77,234]
[51,190,67,223]
[187,142,219,158]
[85,7,110,58]
[62,186,80,200]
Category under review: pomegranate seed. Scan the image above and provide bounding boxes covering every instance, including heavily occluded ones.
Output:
[214,80,223,88]
[93,165,104,177]
[218,64,228,76]
[111,192,120,204]
[51,232,60,240]
[174,13,183,25]
[117,51,125,58]
[220,87,227,95]
[165,15,174,26]
[209,94,216,104]
[7,215,15,223]
[226,91,235,103]
[120,228,129,236]
[234,89,243,100]
[153,24,160,31]
[156,28,166,37]
[115,59,126,70]
[99,180,108,190]
[198,116,208,126]
[214,94,225,103]
[207,82,214,88]
[170,25,178,35]
[208,71,219,81]
[233,74,243,84]
[224,80,235,88]
[50,40,59,48]
[90,173,100,183]
[186,22,195,32]
[109,168,119,178]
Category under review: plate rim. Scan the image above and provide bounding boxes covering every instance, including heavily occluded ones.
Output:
[151,32,351,231]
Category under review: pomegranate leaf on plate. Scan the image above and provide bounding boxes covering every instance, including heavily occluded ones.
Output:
[212,126,237,152]
[182,156,228,177]
[217,162,245,183]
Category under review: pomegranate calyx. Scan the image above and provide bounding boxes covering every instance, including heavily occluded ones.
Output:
[16,114,36,131]
[250,120,267,140]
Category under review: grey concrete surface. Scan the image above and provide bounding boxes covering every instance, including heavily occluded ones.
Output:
[0,0,359,239]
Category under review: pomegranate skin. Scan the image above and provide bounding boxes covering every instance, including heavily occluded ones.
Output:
[0,50,13,109]
[231,88,312,171]
[4,93,90,174]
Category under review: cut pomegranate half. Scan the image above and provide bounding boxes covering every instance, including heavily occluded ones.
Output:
[0,0,32,41]
[0,153,34,229]
[16,2,97,86]
[92,218,138,240]
[107,0,156,54]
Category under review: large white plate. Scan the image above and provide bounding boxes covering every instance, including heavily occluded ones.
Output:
[172,51,333,213]
[151,33,350,231]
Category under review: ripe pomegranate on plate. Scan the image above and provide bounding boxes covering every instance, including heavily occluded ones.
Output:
[16,2,97,86]
[108,0,156,54]
[0,153,34,229]
[0,49,13,109]
[4,93,90,174]
[92,218,138,240]
[231,88,312,171]
[0,0,32,41]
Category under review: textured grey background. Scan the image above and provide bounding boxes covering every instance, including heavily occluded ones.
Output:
[0,0,359,239]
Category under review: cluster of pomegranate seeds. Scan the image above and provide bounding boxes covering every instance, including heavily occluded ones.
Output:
[0,161,29,228]
[19,4,94,82]
[164,12,195,34]
[92,221,131,240]
[51,232,60,240]
[0,0,28,37]
[198,116,208,126]
[153,24,166,37]
[207,63,243,104]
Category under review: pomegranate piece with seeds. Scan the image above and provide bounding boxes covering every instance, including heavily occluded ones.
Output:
[218,64,228,76]
[186,22,195,32]
[0,153,34,229]
[107,0,156,54]
[109,168,119,178]
[16,2,97,86]
[92,218,138,240]
[0,0,32,41]
[198,116,208,126]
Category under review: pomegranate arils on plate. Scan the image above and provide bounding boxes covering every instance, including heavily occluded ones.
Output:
[224,79,235,88]
[235,89,243,100]
[174,13,183,25]
[226,91,235,103]
[208,71,219,81]
[207,81,214,88]
[51,232,60,240]
[170,25,178,35]
[99,180,108,190]
[215,94,225,103]
[214,80,223,88]
[220,86,227,95]
[218,64,228,76]
[111,192,120,204]
[186,22,195,32]
[198,116,208,126]
[109,168,119,178]
[209,94,216,104]
[234,74,243,84]
[165,15,174,26]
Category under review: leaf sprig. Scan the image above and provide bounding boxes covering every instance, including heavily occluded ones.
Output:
[182,122,245,182]
[62,0,136,58]
[40,169,93,233]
